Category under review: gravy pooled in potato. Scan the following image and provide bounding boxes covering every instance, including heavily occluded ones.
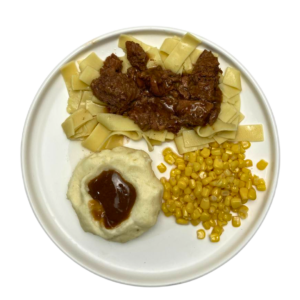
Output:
[67,147,163,243]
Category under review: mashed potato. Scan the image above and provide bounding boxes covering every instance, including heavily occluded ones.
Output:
[67,147,163,243]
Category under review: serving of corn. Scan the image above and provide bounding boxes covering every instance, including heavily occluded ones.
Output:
[160,141,268,243]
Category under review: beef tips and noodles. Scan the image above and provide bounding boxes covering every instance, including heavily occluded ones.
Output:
[91,41,222,133]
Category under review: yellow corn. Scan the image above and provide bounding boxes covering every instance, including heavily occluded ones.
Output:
[241,141,251,149]
[257,184,267,191]
[210,233,220,242]
[201,148,211,158]
[239,187,248,201]
[200,198,210,210]
[185,166,193,176]
[161,141,267,242]
[248,188,257,200]
[214,158,224,169]
[197,229,206,239]
[164,154,175,165]
[169,177,177,186]
[257,159,268,170]
[178,180,187,190]
[231,197,242,209]
[232,216,241,227]
[176,218,189,225]
[175,208,182,219]
[157,163,167,173]
[177,163,185,170]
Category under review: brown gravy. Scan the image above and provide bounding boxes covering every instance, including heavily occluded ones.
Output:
[88,170,136,229]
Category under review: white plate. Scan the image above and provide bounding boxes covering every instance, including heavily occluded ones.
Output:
[21,27,280,286]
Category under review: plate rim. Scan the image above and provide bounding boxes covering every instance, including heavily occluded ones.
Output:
[21,26,280,287]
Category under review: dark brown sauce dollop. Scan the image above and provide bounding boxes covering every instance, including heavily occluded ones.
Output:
[88,170,136,229]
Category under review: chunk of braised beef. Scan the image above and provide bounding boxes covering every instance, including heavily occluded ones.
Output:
[192,50,222,77]
[175,100,214,127]
[127,97,181,133]
[138,66,181,97]
[208,102,221,125]
[91,55,139,114]
[126,41,149,71]
[127,67,145,89]
[101,54,123,73]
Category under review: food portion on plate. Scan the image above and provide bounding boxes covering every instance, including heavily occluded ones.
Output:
[61,32,264,154]
[60,32,268,243]
[159,142,267,242]
[67,147,163,243]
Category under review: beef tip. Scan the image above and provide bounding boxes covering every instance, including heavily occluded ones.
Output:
[91,55,139,114]
[208,102,221,125]
[188,76,218,102]
[127,67,146,89]
[192,50,222,77]
[127,97,181,133]
[101,53,123,74]
[126,41,149,71]
[139,66,181,97]
[175,100,214,127]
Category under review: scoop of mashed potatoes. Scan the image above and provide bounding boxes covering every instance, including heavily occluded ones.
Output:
[67,147,163,243]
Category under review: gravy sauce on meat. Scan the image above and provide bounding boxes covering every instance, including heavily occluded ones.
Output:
[91,41,222,133]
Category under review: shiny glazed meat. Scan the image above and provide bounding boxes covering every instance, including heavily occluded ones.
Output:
[91,42,222,132]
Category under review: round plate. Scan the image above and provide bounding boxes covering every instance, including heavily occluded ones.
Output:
[21,27,279,286]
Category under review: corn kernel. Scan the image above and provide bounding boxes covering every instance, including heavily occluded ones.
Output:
[178,180,187,190]
[245,159,253,167]
[157,163,167,173]
[211,148,222,156]
[200,212,211,222]
[169,177,177,186]
[203,221,211,230]
[202,177,213,186]
[189,173,197,180]
[241,141,251,149]
[189,152,197,163]
[239,187,248,200]
[240,173,250,182]
[210,233,220,242]
[232,216,241,227]
[185,166,193,176]
[191,209,201,220]
[224,196,232,206]
[239,212,248,219]
[201,187,210,197]
[231,197,242,208]
[184,187,192,195]
[183,195,191,202]
[257,184,266,191]
[200,148,211,158]
[164,211,173,217]
[191,219,201,226]
[189,179,196,189]
[256,159,269,171]
[177,163,185,170]
[214,158,224,169]
[176,218,189,225]
[231,144,241,154]
[248,188,257,200]
[175,208,182,219]
[161,203,168,213]
[199,171,207,179]
[197,229,206,239]
[200,197,210,210]
[186,202,194,213]
[164,154,175,165]
[224,213,232,221]
[212,225,224,236]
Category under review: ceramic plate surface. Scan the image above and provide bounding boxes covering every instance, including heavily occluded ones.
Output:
[21,27,279,286]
